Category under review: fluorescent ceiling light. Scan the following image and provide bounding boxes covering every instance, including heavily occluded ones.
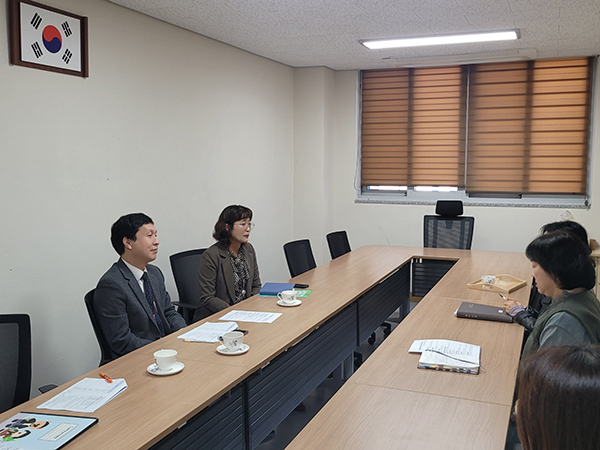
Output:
[361,30,519,50]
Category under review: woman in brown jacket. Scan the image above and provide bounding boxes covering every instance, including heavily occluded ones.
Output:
[195,205,261,321]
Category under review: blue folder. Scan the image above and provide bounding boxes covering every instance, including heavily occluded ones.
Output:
[259,282,295,296]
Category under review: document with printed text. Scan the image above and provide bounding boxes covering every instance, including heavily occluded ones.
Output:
[37,378,127,413]
[219,310,282,323]
[177,321,238,342]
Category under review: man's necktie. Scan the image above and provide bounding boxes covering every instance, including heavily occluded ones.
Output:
[142,272,165,337]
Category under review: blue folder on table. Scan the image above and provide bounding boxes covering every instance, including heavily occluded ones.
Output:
[259,282,295,296]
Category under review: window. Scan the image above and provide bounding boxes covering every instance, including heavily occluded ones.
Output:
[359,57,593,205]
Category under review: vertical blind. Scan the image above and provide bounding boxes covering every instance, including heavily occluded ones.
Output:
[360,57,592,195]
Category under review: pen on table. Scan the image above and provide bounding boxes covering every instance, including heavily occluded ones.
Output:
[99,372,112,383]
[498,293,507,300]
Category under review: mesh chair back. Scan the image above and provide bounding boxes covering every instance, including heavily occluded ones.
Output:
[283,239,316,278]
[326,231,351,259]
[423,216,475,249]
[0,314,31,413]
[84,289,115,366]
[170,249,206,323]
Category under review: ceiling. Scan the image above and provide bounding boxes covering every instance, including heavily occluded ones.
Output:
[107,0,600,71]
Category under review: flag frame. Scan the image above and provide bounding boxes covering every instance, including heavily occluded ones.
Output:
[8,0,89,78]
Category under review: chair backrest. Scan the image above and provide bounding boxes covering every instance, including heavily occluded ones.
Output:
[423,216,475,249]
[283,239,317,278]
[170,249,206,323]
[0,314,31,414]
[326,231,351,259]
[84,289,115,366]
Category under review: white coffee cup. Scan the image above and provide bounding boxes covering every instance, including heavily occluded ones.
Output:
[219,331,244,351]
[277,290,297,304]
[481,275,497,285]
[154,349,178,372]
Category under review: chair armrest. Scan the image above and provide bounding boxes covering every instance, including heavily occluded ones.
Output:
[38,384,58,394]
[172,301,202,311]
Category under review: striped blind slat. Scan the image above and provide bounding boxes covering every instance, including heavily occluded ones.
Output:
[361,57,592,194]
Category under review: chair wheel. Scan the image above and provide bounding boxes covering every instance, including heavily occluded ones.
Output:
[368,335,376,345]
[383,327,391,336]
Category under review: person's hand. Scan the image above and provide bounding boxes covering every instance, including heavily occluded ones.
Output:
[504,298,521,312]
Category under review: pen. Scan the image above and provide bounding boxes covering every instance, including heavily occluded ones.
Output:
[99,372,112,383]
[498,293,507,300]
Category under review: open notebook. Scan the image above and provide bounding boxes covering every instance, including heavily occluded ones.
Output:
[410,339,480,375]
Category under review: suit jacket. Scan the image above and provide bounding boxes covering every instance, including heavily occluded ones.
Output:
[196,242,261,320]
[94,259,187,359]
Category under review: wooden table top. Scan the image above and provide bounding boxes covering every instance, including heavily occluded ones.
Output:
[287,247,532,450]
[1,246,529,449]
[286,383,512,450]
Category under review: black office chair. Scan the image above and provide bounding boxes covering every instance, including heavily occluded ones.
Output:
[84,289,116,366]
[0,314,31,414]
[423,200,475,249]
[283,239,316,278]
[413,200,475,298]
[170,249,207,324]
[326,231,351,260]
[0,314,56,414]
[327,231,391,345]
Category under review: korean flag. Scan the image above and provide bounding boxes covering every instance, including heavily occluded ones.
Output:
[20,2,81,72]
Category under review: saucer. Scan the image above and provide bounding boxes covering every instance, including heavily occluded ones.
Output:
[216,343,250,355]
[277,299,302,307]
[147,361,185,376]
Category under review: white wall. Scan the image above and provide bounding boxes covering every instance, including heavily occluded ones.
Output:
[293,67,337,264]
[0,0,294,392]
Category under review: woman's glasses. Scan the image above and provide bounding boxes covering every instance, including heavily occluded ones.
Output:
[235,222,255,230]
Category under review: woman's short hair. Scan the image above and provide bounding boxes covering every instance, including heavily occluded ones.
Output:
[541,220,591,254]
[525,231,595,291]
[213,205,253,247]
[517,345,600,450]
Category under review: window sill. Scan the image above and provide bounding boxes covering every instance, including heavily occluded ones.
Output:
[355,191,590,209]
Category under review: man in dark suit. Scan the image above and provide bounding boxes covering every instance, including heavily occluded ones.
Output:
[94,213,187,360]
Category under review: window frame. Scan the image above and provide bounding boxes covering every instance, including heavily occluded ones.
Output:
[356,57,597,209]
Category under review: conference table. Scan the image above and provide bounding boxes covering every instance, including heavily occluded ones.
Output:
[0,246,531,449]
[286,248,531,450]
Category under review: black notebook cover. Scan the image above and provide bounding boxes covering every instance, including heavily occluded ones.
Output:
[456,302,513,323]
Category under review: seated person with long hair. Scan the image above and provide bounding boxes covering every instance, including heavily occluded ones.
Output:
[195,205,261,321]
[519,231,600,363]
[517,344,600,450]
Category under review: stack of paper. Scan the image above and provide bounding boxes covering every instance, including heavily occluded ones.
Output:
[37,378,128,413]
[219,311,281,323]
[177,321,238,342]
[409,339,480,375]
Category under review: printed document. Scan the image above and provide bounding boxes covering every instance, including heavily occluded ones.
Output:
[219,310,282,323]
[37,378,127,413]
[177,321,238,342]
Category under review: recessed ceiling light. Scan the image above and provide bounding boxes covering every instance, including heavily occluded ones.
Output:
[361,30,519,50]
